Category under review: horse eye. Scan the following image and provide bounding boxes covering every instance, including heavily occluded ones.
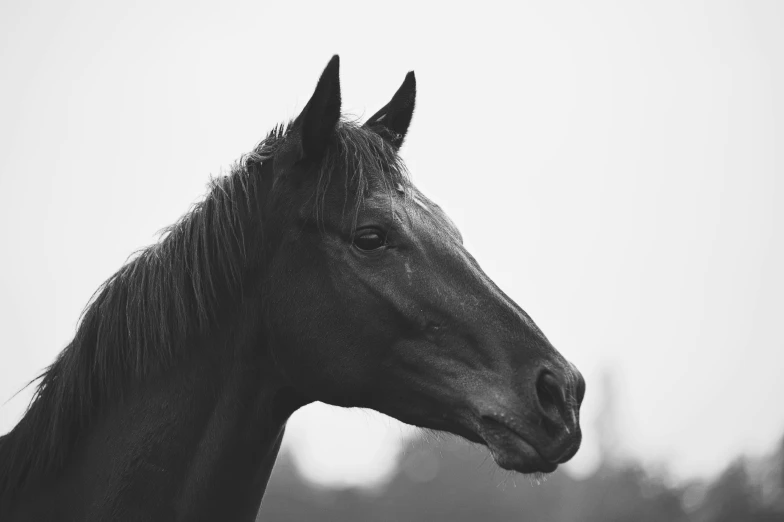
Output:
[353,231,386,252]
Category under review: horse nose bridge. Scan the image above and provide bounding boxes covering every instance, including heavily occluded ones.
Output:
[436,249,519,328]
[436,243,561,365]
[463,287,559,372]
[472,270,550,348]
[460,261,534,334]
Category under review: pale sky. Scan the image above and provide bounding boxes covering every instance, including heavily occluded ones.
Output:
[1,0,782,488]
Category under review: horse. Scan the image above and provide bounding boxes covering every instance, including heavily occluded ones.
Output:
[0,55,585,521]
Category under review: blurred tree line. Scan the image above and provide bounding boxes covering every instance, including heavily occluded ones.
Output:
[258,432,784,522]
[259,369,784,521]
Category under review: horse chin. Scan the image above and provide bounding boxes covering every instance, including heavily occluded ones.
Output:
[426,416,559,475]
[474,418,559,475]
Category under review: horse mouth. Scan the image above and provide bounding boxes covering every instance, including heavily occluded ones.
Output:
[474,416,559,474]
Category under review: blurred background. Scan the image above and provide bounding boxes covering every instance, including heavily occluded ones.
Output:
[1,1,782,520]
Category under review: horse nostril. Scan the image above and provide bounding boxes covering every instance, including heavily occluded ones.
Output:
[535,370,567,426]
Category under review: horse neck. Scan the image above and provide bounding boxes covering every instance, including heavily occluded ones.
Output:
[5,304,300,521]
[125,319,291,520]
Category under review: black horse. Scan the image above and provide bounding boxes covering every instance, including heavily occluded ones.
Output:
[0,56,585,521]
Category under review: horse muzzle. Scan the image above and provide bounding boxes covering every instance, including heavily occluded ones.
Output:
[471,362,586,474]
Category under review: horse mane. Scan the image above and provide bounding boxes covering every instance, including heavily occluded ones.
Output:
[0,120,409,498]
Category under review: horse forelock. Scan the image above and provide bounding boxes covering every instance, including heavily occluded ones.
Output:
[314,120,411,233]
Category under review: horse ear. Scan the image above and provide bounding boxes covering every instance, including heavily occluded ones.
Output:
[294,55,342,160]
[364,71,416,150]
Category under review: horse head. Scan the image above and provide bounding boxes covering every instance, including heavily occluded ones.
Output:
[258,56,585,474]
